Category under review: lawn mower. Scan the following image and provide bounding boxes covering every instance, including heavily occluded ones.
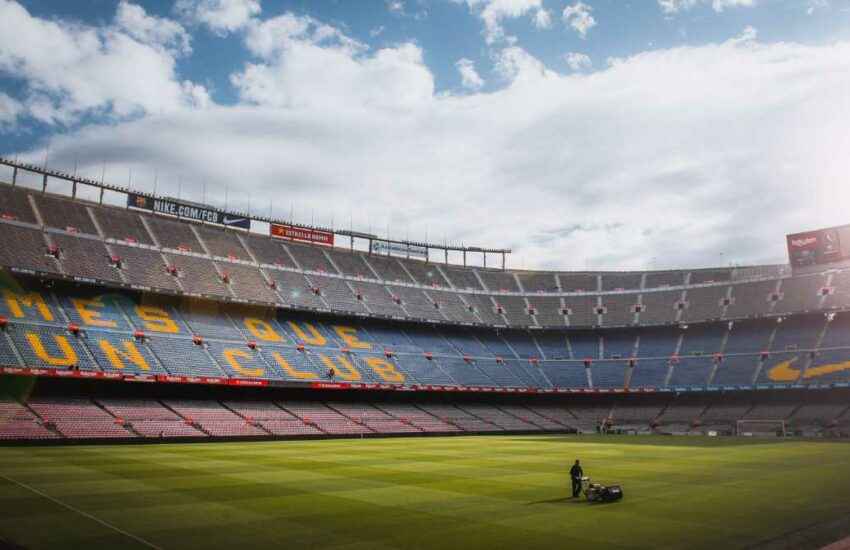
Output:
[580,476,623,503]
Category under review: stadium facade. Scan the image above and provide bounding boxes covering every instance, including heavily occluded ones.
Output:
[1,159,849,442]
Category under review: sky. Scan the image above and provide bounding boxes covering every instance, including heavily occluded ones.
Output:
[0,0,849,271]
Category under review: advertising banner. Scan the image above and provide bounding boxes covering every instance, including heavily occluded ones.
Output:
[127,192,251,229]
[270,222,335,246]
[370,240,428,259]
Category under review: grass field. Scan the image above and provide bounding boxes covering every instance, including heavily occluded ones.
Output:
[1,435,850,550]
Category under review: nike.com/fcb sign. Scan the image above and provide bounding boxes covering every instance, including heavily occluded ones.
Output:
[127,193,251,230]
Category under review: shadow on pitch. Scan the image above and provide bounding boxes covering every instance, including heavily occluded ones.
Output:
[526,496,585,505]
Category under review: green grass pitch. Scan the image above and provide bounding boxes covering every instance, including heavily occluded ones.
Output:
[1,435,850,549]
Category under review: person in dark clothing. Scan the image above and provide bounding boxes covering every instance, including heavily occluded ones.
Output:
[570,459,584,498]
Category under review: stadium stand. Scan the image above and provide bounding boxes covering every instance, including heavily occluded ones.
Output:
[558,273,598,292]
[0,184,38,224]
[163,252,231,298]
[0,225,61,274]
[364,255,414,284]
[242,234,290,267]
[601,272,642,291]
[194,225,252,261]
[402,260,450,287]
[478,270,519,292]
[144,215,204,252]
[690,269,732,284]
[283,242,338,273]
[51,233,124,283]
[726,280,779,319]
[93,207,154,245]
[515,272,559,293]
[644,271,684,288]
[6,183,850,443]
[681,285,728,323]
[638,290,681,326]
[33,194,98,235]
[442,266,484,290]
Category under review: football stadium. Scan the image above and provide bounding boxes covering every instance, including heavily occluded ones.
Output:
[2,156,850,548]
[3,1,850,549]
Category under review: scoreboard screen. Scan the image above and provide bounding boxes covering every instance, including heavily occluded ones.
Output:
[786,224,850,267]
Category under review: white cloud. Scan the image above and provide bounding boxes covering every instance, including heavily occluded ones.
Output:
[563,2,596,38]
[115,1,191,56]
[387,0,405,14]
[659,0,755,13]
[454,0,546,44]
[234,14,429,110]
[0,92,23,127]
[13,20,850,271]
[533,8,552,29]
[494,46,553,82]
[0,0,207,126]
[455,58,485,90]
[370,25,385,38]
[174,0,260,35]
[807,0,829,14]
[564,52,592,70]
[730,25,758,44]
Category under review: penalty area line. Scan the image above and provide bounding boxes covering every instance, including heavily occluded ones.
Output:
[0,472,163,550]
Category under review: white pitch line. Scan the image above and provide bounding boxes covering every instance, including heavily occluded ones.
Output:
[0,472,164,550]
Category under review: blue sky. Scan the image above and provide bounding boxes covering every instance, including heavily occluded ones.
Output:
[1,0,849,270]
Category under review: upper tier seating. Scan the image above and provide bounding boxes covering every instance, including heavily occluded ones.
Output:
[601,272,642,291]
[690,269,732,284]
[682,285,728,323]
[515,272,558,292]
[0,185,37,224]
[93,207,154,245]
[267,270,328,310]
[558,273,598,292]
[243,234,290,266]
[144,216,203,252]
[325,249,372,278]
[364,255,414,283]
[284,242,337,273]
[442,266,483,290]
[638,290,681,326]
[219,263,280,303]
[52,234,123,283]
[194,225,252,261]
[164,252,231,298]
[0,225,61,274]
[644,271,684,288]
[727,280,779,319]
[110,244,181,291]
[401,260,450,287]
[478,270,518,292]
[33,194,98,235]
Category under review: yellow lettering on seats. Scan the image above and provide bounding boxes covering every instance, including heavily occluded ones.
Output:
[223,348,263,377]
[72,298,116,328]
[318,354,361,381]
[3,290,54,321]
[99,340,149,371]
[244,318,282,342]
[270,351,315,379]
[365,356,405,383]
[135,306,179,334]
[288,322,326,346]
[26,333,77,367]
[334,326,371,350]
